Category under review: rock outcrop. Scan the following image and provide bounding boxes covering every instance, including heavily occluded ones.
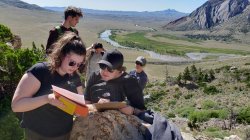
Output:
[6,35,22,49]
[70,110,147,140]
[164,0,250,30]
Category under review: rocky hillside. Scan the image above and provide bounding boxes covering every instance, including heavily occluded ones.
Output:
[164,0,250,31]
[0,0,50,11]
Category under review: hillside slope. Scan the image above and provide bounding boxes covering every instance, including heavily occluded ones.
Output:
[0,0,49,11]
[164,0,250,31]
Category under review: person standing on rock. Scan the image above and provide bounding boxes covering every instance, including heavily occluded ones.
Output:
[129,56,148,90]
[84,49,146,115]
[46,6,83,54]
[12,32,86,140]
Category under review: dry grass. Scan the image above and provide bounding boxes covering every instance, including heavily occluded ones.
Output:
[1,6,250,81]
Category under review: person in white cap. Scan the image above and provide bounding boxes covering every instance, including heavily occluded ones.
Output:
[129,56,148,90]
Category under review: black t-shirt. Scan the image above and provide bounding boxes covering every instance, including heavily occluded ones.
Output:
[22,62,82,137]
[129,70,148,90]
[84,71,146,110]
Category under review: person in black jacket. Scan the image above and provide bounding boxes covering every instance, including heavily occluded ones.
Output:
[12,32,86,140]
[84,49,146,115]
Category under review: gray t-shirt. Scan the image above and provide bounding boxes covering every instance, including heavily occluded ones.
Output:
[86,53,103,81]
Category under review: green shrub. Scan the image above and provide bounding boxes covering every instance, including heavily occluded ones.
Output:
[203,85,219,95]
[189,110,211,123]
[204,127,229,139]
[237,106,250,124]
[168,100,177,106]
[0,24,13,42]
[149,90,166,101]
[0,111,24,140]
[198,82,207,88]
[176,107,195,118]
[184,94,193,99]
[166,112,176,118]
[189,109,228,123]
[0,24,45,140]
[201,100,217,109]
[173,92,182,99]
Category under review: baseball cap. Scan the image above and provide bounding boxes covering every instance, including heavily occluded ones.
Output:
[92,43,103,49]
[136,56,147,66]
[98,49,124,70]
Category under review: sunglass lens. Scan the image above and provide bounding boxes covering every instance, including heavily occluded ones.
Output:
[69,61,76,66]
[136,61,142,66]
[99,64,113,73]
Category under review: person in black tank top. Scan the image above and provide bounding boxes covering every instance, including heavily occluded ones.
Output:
[12,32,86,140]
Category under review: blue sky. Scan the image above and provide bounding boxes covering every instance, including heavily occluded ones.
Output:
[21,0,207,13]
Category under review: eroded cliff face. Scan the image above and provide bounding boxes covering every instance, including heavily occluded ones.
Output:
[164,0,250,30]
[70,110,147,140]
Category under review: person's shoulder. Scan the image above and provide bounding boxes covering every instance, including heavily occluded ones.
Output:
[129,70,136,75]
[122,72,137,81]
[32,62,48,69]
[27,62,50,74]
[141,71,148,77]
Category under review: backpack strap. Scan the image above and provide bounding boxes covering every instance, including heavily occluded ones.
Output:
[55,26,77,36]
[70,27,77,34]
[55,26,63,36]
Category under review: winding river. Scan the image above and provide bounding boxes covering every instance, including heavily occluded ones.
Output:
[100,30,240,62]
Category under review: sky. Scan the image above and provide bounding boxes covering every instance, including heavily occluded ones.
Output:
[21,0,208,13]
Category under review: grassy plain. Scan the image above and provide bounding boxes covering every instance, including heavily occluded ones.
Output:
[1,6,250,81]
[2,5,250,139]
[112,31,250,55]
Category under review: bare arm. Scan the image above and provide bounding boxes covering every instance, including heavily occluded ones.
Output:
[11,73,64,112]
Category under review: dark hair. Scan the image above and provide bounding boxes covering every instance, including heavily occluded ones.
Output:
[93,43,103,49]
[64,6,83,20]
[48,32,86,73]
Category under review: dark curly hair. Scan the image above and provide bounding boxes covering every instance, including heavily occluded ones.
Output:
[48,32,86,73]
[64,6,83,20]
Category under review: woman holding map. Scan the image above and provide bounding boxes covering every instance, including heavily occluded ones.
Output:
[11,32,86,140]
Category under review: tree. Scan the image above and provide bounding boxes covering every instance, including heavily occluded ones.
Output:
[183,66,191,83]
[177,73,182,85]
[190,64,198,82]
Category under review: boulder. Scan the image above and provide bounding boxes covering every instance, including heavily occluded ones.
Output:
[70,110,147,140]
[6,35,22,49]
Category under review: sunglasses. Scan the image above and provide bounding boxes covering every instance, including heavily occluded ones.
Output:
[99,63,114,73]
[68,60,83,67]
[135,61,143,66]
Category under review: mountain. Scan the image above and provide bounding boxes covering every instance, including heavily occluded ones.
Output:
[44,7,187,27]
[0,0,50,11]
[164,0,250,31]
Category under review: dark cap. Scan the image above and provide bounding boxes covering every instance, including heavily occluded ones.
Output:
[136,56,146,66]
[92,43,103,49]
[98,49,123,70]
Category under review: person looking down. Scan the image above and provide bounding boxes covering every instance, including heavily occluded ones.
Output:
[12,32,86,140]
[84,49,146,115]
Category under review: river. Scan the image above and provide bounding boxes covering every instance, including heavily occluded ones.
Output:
[100,30,240,62]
